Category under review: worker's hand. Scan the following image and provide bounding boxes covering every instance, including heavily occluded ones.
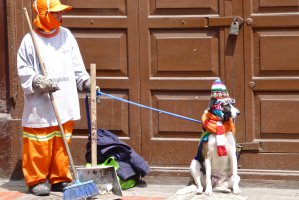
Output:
[32,74,60,93]
[83,79,91,92]
[83,79,101,103]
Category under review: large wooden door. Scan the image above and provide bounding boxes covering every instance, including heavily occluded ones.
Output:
[240,0,299,177]
[139,0,245,170]
[64,0,247,169]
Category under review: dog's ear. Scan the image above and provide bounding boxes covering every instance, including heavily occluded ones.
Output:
[208,98,217,108]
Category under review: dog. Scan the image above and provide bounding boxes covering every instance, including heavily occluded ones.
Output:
[177,80,241,195]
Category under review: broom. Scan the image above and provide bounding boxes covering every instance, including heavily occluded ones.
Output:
[22,8,99,200]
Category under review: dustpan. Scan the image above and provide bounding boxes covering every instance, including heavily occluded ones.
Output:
[77,63,122,199]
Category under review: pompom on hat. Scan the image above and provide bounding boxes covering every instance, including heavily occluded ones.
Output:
[211,79,229,99]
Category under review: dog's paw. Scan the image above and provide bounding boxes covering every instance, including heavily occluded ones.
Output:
[195,186,203,195]
[176,185,197,195]
[232,186,241,194]
[204,186,213,195]
[214,186,231,193]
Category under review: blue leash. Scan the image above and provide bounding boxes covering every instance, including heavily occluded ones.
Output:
[96,91,202,124]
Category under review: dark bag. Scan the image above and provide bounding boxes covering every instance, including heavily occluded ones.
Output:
[85,129,150,181]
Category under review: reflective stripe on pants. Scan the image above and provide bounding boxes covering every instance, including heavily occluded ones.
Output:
[22,121,73,186]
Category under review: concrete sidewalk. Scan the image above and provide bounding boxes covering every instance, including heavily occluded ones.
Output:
[0,176,298,200]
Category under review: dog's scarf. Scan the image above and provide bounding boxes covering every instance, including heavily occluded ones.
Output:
[202,110,235,156]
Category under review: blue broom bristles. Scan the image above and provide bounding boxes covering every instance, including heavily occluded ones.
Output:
[63,180,99,200]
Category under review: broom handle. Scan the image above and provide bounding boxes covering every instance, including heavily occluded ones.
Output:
[23,8,79,181]
[90,64,97,167]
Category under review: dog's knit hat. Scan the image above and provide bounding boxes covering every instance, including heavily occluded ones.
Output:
[211,79,229,99]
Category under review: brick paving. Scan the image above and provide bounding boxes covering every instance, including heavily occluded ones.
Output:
[0,177,299,200]
[122,197,165,200]
[0,176,173,200]
[0,192,166,200]
[0,191,24,200]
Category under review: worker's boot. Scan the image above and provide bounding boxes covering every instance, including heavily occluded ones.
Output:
[28,182,50,196]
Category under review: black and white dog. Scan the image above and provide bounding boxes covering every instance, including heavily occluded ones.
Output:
[178,81,241,195]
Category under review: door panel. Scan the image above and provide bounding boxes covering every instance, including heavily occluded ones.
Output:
[244,0,299,163]
[150,0,219,14]
[66,0,126,12]
[151,30,219,76]
[76,30,128,75]
[139,0,245,167]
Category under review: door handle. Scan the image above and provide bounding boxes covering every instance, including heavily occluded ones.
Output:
[249,81,256,89]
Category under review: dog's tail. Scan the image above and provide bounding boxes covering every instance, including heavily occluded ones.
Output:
[175,184,197,195]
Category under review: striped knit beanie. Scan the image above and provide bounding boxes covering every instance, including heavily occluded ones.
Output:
[211,79,229,99]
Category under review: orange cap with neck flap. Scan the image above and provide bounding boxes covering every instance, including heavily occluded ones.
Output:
[33,0,72,33]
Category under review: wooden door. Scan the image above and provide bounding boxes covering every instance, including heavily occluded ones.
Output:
[61,0,141,164]
[241,0,299,176]
[139,0,245,169]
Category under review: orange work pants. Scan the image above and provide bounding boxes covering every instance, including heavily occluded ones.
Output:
[22,121,73,186]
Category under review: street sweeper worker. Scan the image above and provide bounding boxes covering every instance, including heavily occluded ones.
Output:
[17,0,93,196]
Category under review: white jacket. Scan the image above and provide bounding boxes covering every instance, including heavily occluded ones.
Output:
[17,27,90,128]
